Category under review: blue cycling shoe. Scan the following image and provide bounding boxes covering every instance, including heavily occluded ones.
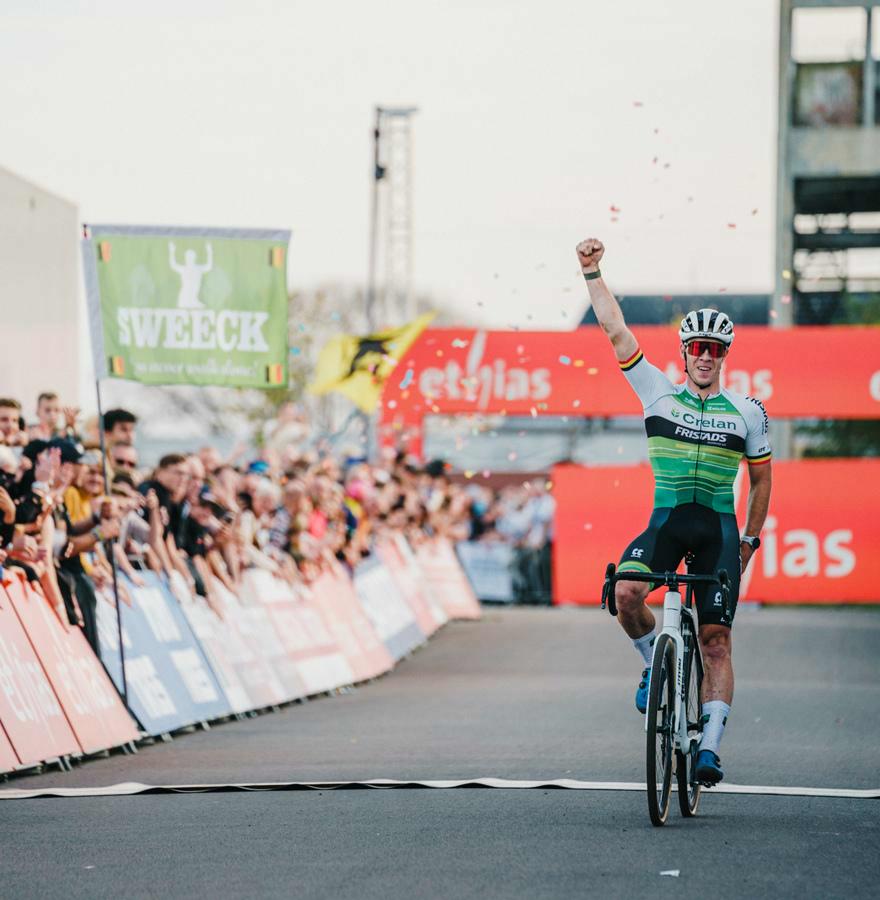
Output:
[635,668,650,713]
[695,750,724,785]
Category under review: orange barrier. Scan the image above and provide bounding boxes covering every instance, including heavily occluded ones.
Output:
[4,573,138,754]
[379,536,448,637]
[0,577,80,766]
[415,539,482,620]
[551,459,880,605]
[308,565,395,683]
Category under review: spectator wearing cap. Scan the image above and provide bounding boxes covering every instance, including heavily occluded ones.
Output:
[103,408,137,448]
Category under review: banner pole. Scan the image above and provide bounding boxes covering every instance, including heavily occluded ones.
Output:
[95,378,128,705]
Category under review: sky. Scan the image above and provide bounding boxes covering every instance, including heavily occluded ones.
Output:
[0,1,866,333]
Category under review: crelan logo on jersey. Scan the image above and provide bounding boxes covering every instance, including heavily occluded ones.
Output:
[115,242,270,353]
[681,412,736,431]
[417,331,551,409]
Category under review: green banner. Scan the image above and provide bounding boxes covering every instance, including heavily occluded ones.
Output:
[83,225,290,388]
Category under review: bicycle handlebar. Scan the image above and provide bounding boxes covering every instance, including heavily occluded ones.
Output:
[600,563,731,619]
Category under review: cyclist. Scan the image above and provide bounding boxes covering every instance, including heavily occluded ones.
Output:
[575,238,772,785]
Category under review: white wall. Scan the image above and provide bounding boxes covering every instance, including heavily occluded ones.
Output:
[0,165,81,419]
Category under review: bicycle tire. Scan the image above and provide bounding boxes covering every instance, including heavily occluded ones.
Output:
[646,632,676,826]
[676,623,703,817]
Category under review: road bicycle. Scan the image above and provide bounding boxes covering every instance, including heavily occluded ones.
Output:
[601,561,731,826]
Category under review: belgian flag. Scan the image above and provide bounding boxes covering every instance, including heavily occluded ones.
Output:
[266,363,285,386]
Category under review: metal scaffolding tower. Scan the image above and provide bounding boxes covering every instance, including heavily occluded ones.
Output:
[775,0,880,327]
[366,105,418,330]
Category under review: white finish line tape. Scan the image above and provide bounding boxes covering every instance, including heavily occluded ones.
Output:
[0,778,877,800]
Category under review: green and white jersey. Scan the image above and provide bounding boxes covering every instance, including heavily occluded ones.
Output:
[618,347,772,514]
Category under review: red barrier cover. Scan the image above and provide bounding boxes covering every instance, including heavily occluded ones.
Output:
[552,459,880,604]
[378,537,446,637]
[0,579,81,765]
[0,721,20,773]
[415,539,482,620]
[309,565,395,682]
[4,573,139,753]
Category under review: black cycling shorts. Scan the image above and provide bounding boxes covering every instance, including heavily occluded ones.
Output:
[617,503,741,628]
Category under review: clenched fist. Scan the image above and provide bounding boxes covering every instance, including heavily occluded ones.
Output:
[576,238,604,272]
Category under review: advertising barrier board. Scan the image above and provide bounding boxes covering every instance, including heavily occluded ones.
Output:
[0,578,80,765]
[455,541,516,603]
[168,572,254,714]
[353,557,425,661]
[0,723,18,772]
[551,459,880,604]
[97,573,231,734]
[415,539,482,620]
[309,566,395,682]
[243,569,354,696]
[5,574,137,754]
[378,537,446,637]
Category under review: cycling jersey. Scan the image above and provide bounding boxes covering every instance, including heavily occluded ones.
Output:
[618,348,771,514]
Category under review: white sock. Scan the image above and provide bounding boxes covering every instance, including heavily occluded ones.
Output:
[632,630,656,667]
[700,701,731,755]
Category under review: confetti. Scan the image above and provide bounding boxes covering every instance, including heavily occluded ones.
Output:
[387,400,397,409]
[610,205,621,213]
[451,338,469,348]
[545,481,553,490]
[530,407,537,418]
[727,223,736,229]
[583,523,593,531]
[573,400,581,408]
[574,359,585,368]
[482,469,491,478]
[587,367,599,375]
[782,269,791,279]
[464,470,474,479]
[290,347,301,355]
[436,350,444,357]
[781,294,791,304]
[507,452,518,461]
[559,355,571,365]
[770,310,778,319]
[399,370,414,389]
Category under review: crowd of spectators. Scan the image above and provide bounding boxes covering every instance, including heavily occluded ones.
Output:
[0,393,557,660]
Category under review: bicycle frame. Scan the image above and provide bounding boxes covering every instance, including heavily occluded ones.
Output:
[652,584,701,754]
[600,564,730,755]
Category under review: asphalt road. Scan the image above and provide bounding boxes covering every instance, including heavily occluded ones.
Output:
[2,605,878,899]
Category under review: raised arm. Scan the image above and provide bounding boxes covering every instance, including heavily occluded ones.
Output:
[575,238,638,362]
[168,241,180,272]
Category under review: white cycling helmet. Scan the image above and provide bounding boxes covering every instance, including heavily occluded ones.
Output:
[678,308,735,346]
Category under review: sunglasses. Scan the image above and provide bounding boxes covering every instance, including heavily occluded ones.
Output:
[113,458,137,468]
[685,340,727,359]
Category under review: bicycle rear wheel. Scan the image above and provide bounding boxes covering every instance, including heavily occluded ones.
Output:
[676,624,703,817]
[646,633,675,826]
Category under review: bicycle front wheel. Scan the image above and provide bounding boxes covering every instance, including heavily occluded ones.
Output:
[646,632,676,827]
[676,625,703,817]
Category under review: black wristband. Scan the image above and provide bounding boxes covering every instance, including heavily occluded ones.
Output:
[582,269,602,281]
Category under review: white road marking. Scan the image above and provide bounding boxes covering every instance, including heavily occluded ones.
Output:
[0,778,877,800]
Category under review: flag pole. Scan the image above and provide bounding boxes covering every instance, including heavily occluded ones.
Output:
[95,377,128,705]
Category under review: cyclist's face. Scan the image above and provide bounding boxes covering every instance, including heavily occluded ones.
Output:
[681,341,726,387]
